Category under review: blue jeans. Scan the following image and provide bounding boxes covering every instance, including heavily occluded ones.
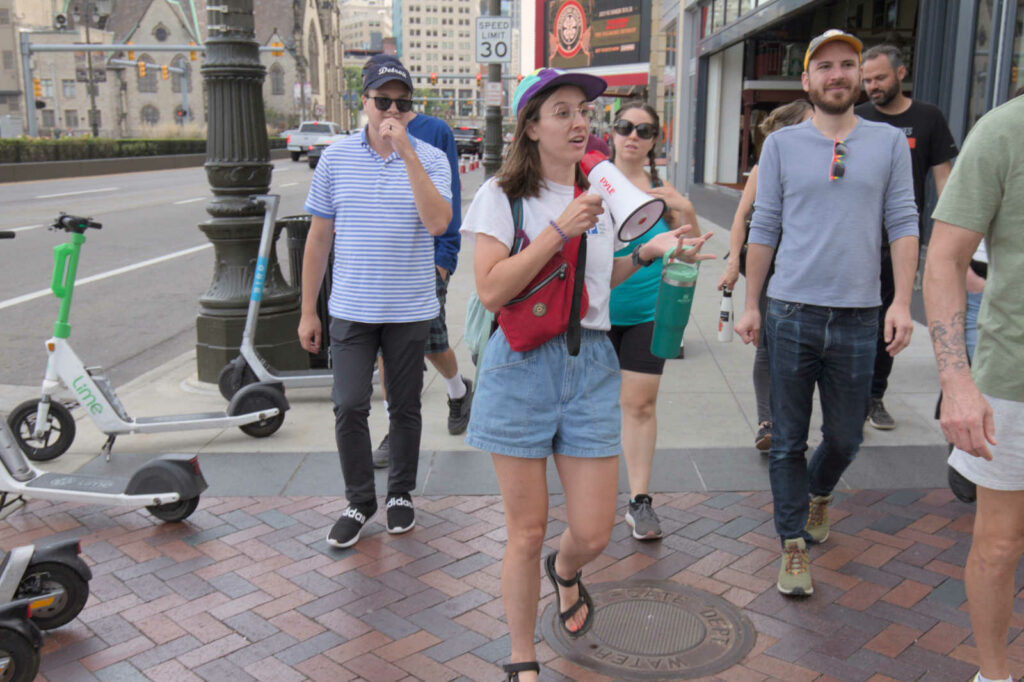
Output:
[766,299,879,541]
[965,290,982,361]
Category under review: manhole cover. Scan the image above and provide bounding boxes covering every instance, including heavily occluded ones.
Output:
[540,580,756,680]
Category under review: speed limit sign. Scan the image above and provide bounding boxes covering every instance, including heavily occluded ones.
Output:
[476,17,512,63]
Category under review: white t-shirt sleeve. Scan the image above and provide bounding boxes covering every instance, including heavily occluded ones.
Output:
[461,178,515,249]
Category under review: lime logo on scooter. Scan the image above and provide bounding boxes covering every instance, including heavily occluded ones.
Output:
[251,256,268,302]
[71,375,103,415]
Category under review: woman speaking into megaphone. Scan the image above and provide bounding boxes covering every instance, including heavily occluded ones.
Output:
[606,101,705,543]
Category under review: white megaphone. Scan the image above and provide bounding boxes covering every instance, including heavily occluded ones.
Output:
[581,151,666,241]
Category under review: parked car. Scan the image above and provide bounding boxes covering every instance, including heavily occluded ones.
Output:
[452,126,483,156]
[307,130,349,169]
[287,121,343,161]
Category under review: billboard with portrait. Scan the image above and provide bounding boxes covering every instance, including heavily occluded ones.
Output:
[543,0,651,69]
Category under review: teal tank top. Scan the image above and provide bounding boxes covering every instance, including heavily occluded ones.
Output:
[609,215,670,326]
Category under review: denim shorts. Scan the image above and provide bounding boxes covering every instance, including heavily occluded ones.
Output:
[466,328,622,458]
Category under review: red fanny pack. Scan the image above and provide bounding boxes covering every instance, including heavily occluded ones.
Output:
[497,190,589,355]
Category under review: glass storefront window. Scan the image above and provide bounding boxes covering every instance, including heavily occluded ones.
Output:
[1011,0,1024,97]
[740,0,757,15]
[727,0,740,23]
[713,0,725,31]
[967,0,995,129]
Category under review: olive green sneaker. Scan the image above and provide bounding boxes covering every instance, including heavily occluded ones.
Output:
[805,494,833,543]
[777,537,813,596]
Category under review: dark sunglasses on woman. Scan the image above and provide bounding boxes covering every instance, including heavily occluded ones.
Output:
[613,119,658,140]
[369,95,414,113]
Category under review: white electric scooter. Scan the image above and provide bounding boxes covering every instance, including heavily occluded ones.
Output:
[6,215,289,462]
[217,195,335,399]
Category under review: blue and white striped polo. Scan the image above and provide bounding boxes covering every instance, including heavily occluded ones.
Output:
[304,129,452,323]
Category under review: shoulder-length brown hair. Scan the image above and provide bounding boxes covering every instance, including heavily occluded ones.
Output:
[497,86,590,200]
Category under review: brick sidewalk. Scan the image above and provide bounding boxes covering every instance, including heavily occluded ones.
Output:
[3,489,1020,681]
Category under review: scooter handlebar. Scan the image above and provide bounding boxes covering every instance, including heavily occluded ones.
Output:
[0,231,14,239]
[52,214,102,233]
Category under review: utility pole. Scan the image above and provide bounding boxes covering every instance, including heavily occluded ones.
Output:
[75,1,101,137]
[482,0,502,179]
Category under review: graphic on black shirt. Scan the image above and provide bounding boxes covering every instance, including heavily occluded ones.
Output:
[854,100,958,212]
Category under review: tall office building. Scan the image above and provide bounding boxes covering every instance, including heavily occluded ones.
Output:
[339,0,392,52]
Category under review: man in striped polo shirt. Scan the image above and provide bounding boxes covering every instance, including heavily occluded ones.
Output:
[299,59,452,549]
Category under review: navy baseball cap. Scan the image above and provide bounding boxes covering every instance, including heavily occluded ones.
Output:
[362,55,412,93]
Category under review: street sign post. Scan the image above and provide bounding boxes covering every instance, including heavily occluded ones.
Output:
[475,17,512,64]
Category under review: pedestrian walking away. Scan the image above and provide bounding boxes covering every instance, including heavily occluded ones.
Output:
[607,100,702,541]
[735,28,919,597]
[461,67,711,682]
[856,43,958,431]
[362,56,473,472]
[923,93,1024,682]
[297,57,453,550]
[718,99,813,452]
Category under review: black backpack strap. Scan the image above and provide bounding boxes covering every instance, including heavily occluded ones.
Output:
[567,234,586,356]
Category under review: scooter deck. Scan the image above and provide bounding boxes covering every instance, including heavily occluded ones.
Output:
[133,412,227,425]
[26,472,128,494]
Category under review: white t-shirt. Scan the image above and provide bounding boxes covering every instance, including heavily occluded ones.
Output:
[461,177,616,331]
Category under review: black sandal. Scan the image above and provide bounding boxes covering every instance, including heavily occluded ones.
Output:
[503,661,539,680]
[544,551,595,638]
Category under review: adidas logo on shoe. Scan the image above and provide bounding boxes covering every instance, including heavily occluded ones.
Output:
[327,504,376,549]
[386,496,414,510]
[341,506,369,524]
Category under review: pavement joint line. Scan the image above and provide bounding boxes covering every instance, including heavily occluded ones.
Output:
[0,243,213,311]
[10,224,43,232]
[691,458,708,492]
[173,197,205,205]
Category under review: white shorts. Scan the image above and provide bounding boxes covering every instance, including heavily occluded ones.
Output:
[948,394,1024,491]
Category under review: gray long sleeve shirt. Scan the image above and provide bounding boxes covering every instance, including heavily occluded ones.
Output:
[748,118,919,308]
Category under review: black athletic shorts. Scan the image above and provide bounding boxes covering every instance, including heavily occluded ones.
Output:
[607,321,666,375]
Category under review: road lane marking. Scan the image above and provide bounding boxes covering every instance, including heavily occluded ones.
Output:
[173,197,206,204]
[36,187,118,199]
[0,243,212,311]
[10,224,44,233]
[280,182,298,187]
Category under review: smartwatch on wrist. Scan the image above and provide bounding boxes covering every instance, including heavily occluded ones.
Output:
[631,244,656,268]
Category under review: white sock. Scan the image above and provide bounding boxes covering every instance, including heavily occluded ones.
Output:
[445,372,467,399]
[976,673,1012,682]
[383,400,390,421]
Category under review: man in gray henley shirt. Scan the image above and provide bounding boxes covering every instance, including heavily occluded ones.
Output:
[735,29,919,597]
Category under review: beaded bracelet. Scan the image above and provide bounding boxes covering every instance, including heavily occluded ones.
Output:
[549,220,569,243]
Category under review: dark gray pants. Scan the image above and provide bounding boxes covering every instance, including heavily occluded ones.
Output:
[329,317,430,507]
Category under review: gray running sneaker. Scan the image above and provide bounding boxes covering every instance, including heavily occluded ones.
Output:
[625,494,663,540]
[868,398,896,430]
[372,434,389,469]
[777,537,813,596]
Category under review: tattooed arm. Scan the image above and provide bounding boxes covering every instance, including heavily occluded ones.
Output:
[923,220,996,460]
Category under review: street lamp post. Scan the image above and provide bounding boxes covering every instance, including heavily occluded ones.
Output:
[194,0,305,382]
[71,1,101,137]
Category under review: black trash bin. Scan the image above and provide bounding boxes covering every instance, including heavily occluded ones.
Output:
[281,215,332,369]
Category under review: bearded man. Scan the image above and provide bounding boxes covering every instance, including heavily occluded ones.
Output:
[735,29,919,596]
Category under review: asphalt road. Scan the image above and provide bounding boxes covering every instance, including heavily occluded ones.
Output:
[0,158,316,389]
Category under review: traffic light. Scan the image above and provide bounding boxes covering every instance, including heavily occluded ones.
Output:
[32,77,41,97]
[189,41,198,61]
[430,72,437,86]
[516,73,523,83]
[138,61,146,78]
[161,65,169,80]
[476,73,482,86]
[175,107,188,120]
[271,42,284,57]
[127,41,135,61]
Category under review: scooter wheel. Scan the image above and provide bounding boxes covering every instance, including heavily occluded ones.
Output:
[217,357,257,401]
[15,562,88,630]
[0,628,39,682]
[146,496,200,523]
[236,386,286,438]
[7,400,76,462]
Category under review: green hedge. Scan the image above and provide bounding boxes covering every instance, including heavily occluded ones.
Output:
[0,137,287,163]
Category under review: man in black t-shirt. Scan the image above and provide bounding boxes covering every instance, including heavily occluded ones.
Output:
[855,44,958,431]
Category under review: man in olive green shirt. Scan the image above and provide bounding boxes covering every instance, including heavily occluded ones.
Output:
[923,94,1024,682]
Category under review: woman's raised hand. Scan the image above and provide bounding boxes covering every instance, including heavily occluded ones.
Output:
[641,228,715,264]
[556,193,605,238]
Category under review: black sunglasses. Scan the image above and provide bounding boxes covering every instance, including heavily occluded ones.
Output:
[368,95,414,113]
[613,119,658,140]
[830,140,848,181]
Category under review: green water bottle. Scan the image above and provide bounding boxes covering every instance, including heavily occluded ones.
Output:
[651,250,700,359]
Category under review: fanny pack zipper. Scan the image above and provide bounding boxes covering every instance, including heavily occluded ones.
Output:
[508,262,568,305]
